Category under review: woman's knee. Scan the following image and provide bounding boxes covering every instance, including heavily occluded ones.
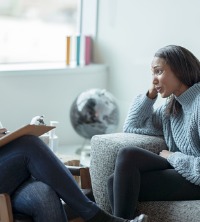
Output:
[116,146,148,170]
[117,146,142,162]
[12,180,64,215]
[15,135,42,147]
[12,135,49,155]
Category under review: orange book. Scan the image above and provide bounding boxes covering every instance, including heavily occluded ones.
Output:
[66,36,71,65]
[0,124,55,147]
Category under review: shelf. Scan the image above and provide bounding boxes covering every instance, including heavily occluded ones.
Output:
[0,63,107,76]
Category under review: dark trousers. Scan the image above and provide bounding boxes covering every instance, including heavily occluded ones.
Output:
[0,135,99,222]
[107,146,200,219]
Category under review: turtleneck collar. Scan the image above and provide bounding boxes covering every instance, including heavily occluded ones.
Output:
[174,82,200,109]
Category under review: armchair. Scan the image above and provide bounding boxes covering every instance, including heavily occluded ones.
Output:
[0,161,94,222]
[90,133,200,222]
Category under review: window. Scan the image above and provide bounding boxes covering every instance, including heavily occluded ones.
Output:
[0,0,79,64]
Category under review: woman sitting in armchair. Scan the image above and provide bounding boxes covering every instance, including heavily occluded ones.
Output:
[107,45,200,220]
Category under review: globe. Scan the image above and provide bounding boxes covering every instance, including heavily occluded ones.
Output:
[70,88,119,139]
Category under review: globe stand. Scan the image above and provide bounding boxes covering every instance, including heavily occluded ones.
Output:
[75,139,91,155]
[76,139,91,167]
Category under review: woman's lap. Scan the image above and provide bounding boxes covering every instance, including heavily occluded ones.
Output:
[140,168,200,201]
[116,146,200,201]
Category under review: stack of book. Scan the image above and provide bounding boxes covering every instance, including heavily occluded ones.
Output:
[66,35,92,67]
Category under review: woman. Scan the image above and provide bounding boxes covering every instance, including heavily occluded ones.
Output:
[107,45,200,219]
[0,128,147,222]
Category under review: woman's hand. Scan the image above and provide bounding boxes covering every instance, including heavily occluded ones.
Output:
[0,128,7,134]
[159,150,174,159]
[147,84,158,99]
[0,128,8,138]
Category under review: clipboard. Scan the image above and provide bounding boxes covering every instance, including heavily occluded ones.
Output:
[0,124,55,147]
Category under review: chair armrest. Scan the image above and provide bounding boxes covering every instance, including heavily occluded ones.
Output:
[64,163,95,203]
[90,133,167,212]
[0,193,13,222]
[67,166,92,189]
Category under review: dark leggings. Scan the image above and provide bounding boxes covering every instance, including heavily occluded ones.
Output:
[107,146,200,219]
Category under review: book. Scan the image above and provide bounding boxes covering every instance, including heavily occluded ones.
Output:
[0,124,55,147]
[80,35,92,66]
[66,36,71,65]
[70,35,77,67]
[66,35,92,66]
[66,35,78,67]
[76,35,81,66]
[85,36,91,65]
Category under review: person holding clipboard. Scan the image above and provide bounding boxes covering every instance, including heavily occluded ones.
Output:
[0,120,147,222]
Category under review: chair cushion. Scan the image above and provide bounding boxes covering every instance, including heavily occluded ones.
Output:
[137,201,200,222]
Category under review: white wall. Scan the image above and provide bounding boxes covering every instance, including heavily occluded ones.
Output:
[94,0,200,130]
[2,0,200,147]
[0,65,107,146]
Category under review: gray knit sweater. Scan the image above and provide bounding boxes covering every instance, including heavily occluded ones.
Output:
[123,82,200,185]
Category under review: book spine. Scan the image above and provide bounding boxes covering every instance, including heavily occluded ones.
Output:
[76,35,81,66]
[85,36,91,65]
[66,36,71,66]
[70,36,77,67]
[79,35,85,66]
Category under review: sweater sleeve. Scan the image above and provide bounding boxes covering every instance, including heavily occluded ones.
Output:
[167,99,200,185]
[123,94,164,136]
[167,152,200,186]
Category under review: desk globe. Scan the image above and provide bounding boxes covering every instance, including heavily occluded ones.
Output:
[70,88,119,140]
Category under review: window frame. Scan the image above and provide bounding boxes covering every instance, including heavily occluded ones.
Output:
[79,0,98,38]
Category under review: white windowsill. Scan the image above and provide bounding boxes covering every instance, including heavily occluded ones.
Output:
[0,63,107,76]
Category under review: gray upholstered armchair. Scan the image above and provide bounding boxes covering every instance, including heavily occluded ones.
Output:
[90,133,200,222]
